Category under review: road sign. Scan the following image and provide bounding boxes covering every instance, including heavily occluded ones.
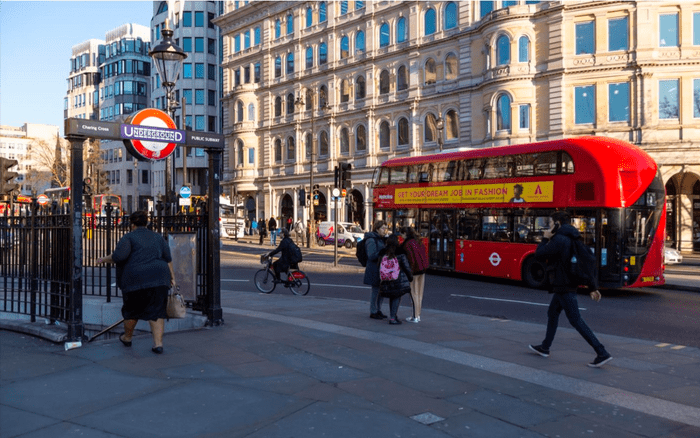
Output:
[332,188,340,198]
[180,186,191,198]
[121,108,184,161]
[37,194,50,205]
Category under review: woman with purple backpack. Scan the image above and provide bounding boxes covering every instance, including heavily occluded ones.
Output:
[400,227,429,323]
[378,234,413,325]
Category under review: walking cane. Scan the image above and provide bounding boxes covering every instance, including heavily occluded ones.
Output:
[88,318,124,343]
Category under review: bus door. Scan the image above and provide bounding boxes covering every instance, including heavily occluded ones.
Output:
[428,209,455,269]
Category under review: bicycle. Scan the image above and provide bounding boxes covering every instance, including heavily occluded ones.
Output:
[254,254,310,296]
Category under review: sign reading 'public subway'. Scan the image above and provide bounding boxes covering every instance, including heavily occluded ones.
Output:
[121,109,183,161]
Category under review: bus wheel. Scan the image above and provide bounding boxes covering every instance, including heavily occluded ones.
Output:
[523,257,547,289]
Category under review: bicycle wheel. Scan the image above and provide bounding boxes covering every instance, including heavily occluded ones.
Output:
[254,269,276,293]
[289,271,310,296]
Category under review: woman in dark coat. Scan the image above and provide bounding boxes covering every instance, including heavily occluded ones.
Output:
[378,234,413,325]
[97,211,175,354]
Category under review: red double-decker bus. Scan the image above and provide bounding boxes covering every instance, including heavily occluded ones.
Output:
[372,137,665,289]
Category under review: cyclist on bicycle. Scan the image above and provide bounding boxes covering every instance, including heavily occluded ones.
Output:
[267,228,298,282]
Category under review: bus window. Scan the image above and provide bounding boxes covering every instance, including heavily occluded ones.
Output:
[418,209,431,238]
[457,209,479,240]
[444,160,460,182]
[482,213,510,241]
[561,152,575,174]
[466,159,484,180]
[390,166,408,184]
[393,208,417,232]
[483,156,513,179]
[535,152,558,175]
[376,168,390,186]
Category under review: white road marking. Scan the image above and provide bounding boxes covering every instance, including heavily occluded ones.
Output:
[222,279,250,282]
[451,294,586,310]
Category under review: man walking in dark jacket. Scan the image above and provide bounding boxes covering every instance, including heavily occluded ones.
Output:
[529,211,613,368]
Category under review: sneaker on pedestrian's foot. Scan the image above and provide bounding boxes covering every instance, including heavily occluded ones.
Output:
[588,353,613,368]
[528,344,550,357]
[406,316,420,323]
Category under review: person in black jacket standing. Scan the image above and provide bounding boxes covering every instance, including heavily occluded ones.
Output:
[529,211,613,368]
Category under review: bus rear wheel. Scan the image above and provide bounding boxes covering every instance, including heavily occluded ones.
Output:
[523,257,547,289]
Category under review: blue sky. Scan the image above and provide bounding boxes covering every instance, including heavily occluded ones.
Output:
[1,1,153,135]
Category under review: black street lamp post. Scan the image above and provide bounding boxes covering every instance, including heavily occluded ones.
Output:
[436,115,444,151]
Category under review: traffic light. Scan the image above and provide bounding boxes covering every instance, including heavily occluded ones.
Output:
[340,163,352,189]
[0,157,20,195]
[299,188,306,207]
[98,171,109,192]
[83,177,93,196]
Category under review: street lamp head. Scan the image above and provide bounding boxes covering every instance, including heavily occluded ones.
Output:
[149,18,187,94]
[294,96,305,109]
[436,115,444,130]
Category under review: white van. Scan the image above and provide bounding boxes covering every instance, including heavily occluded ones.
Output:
[317,221,358,248]
[339,222,365,242]
[220,205,245,239]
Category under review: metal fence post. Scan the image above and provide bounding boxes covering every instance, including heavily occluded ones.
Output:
[66,135,85,342]
[206,150,223,325]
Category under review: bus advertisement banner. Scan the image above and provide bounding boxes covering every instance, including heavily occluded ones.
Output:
[393,181,554,205]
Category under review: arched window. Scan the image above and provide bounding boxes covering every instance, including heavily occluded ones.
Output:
[305,89,313,110]
[445,2,457,30]
[306,7,313,28]
[355,31,365,55]
[518,36,530,62]
[496,94,511,131]
[397,65,408,90]
[425,58,437,84]
[286,93,295,115]
[286,13,294,35]
[445,53,458,80]
[340,1,349,15]
[319,85,328,107]
[497,35,510,65]
[380,23,390,47]
[379,70,390,94]
[254,27,261,45]
[305,132,312,158]
[341,80,350,103]
[319,131,329,156]
[274,56,281,77]
[236,139,244,166]
[379,121,390,149]
[355,76,366,99]
[356,125,367,151]
[340,35,349,59]
[319,42,328,65]
[340,127,350,154]
[275,139,282,162]
[248,103,255,121]
[286,52,294,74]
[424,8,436,36]
[398,117,409,145]
[274,96,282,117]
[446,109,458,139]
[286,136,295,160]
[319,2,327,23]
[306,47,313,69]
[236,100,244,122]
[424,113,437,142]
[275,19,281,39]
[397,17,407,43]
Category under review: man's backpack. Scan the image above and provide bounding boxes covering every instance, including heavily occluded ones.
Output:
[289,241,303,264]
[379,255,401,282]
[356,237,371,267]
[568,237,598,288]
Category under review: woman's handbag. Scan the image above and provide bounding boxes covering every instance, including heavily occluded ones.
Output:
[167,288,187,319]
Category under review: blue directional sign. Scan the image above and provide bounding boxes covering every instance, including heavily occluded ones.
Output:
[180,186,191,198]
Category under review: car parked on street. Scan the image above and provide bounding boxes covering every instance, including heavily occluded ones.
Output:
[664,247,683,265]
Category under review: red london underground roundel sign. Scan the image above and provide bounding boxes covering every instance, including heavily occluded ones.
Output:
[121,109,185,161]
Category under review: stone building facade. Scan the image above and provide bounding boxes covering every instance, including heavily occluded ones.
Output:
[216,1,700,251]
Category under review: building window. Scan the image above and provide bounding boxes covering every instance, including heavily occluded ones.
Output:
[305,89,313,110]
[319,85,328,107]
[195,11,204,27]
[694,79,700,118]
[275,56,282,77]
[424,114,436,143]
[480,1,494,19]
[237,140,244,166]
[275,19,281,39]
[497,35,510,65]
[319,2,327,23]
[341,80,350,103]
[575,85,595,124]
[274,96,282,117]
[445,2,457,30]
[244,30,251,49]
[286,13,294,35]
[379,70,390,94]
[608,82,629,122]
[340,36,349,59]
[355,31,365,55]
[196,88,205,105]
[355,76,366,99]
[195,63,204,78]
[306,47,313,69]
[305,133,312,157]
[397,65,408,90]
[518,36,530,62]
[306,7,313,28]
[608,16,628,51]
[248,103,255,120]
[182,37,192,52]
[275,139,282,162]
[398,117,409,145]
[425,7,436,36]
[320,131,329,156]
[195,37,204,53]
[356,125,367,151]
[254,27,261,45]
[660,13,679,47]
[380,23,390,48]
[208,38,215,55]
[519,104,530,130]
[576,21,594,55]
[254,63,261,82]
[340,127,349,154]
[496,94,511,131]
[183,63,192,78]
[694,13,700,45]
[659,79,679,119]
[286,52,294,74]
[380,121,390,149]
[183,89,192,105]
[237,100,244,122]
[446,109,458,139]
[319,42,328,65]
[287,136,295,160]
[209,90,216,106]
[287,93,295,115]
[397,17,407,43]
[183,11,192,27]
[208,64,216,80]
[425,58,436,84]
[248,147,255,164]
[195,115,204,130]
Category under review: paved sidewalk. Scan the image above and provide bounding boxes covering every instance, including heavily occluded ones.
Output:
[2,291,699,438]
